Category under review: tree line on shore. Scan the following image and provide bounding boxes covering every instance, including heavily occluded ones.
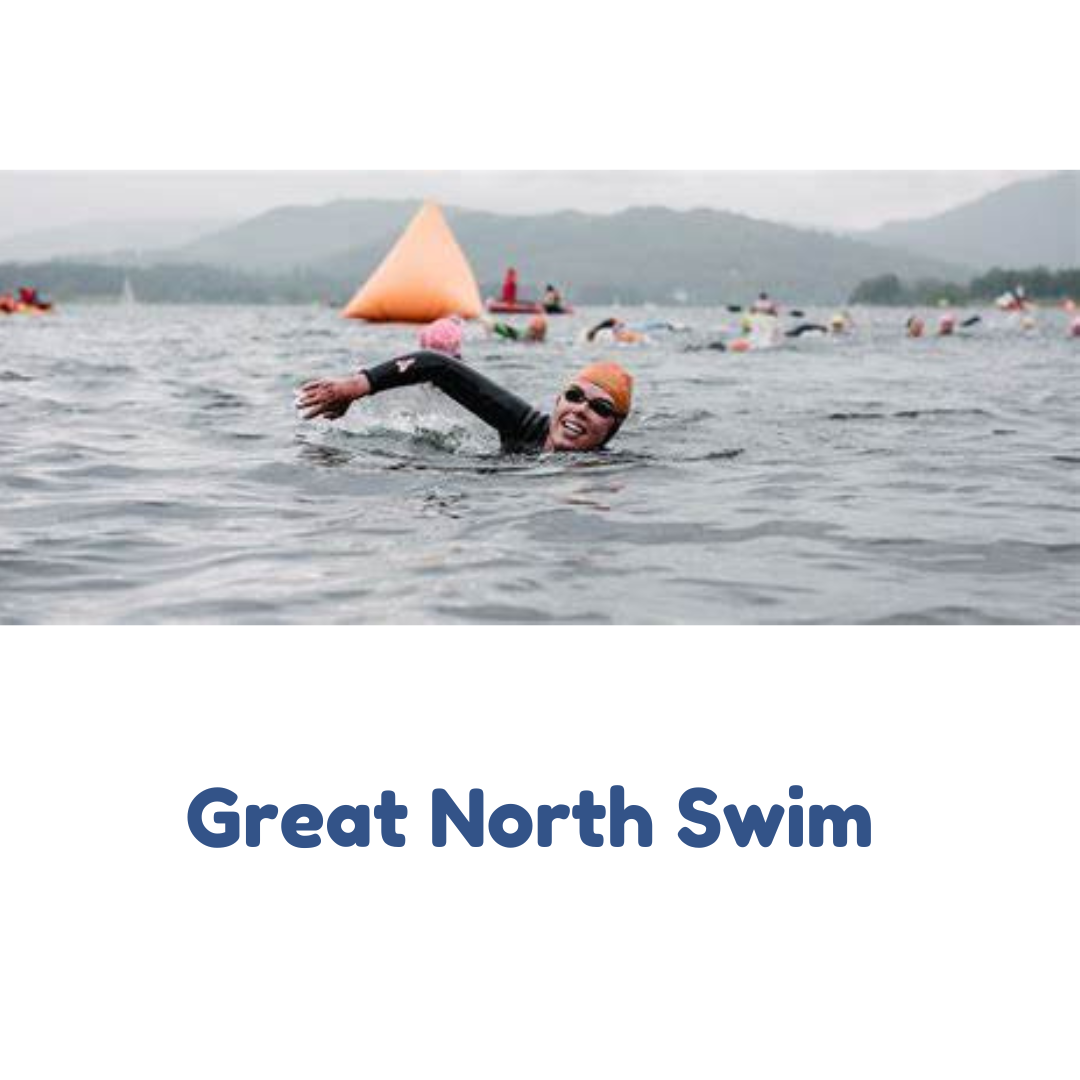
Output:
[850,267,1080,307]
[4,260,1078,308]
[0,262,341,305]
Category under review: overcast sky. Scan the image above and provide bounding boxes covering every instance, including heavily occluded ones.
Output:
[0,170,1050,239]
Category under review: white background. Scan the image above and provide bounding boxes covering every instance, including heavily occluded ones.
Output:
[3,2,1077,1076]
[3,632,1076,1077]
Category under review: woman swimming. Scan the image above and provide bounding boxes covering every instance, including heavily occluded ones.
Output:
[299,318,633,454]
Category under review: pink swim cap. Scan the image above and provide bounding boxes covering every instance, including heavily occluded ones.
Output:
[419,317,464,357]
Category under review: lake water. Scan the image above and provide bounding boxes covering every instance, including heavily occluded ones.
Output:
[1,304,1076,623]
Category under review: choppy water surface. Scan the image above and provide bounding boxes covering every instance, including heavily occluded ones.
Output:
[1,304,1076,622]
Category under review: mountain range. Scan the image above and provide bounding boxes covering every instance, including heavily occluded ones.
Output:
[0,218,230,262]
[1,173,1073,304]
[163,202,965,304]
[861,171,1078,269]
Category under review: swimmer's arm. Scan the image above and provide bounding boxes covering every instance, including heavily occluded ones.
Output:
[363,351,544,443]
[585,317,618,342]
[298,374,371,420]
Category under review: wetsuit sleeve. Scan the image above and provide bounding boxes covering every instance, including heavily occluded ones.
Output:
[586,317,618,342]
[363,351,549,451]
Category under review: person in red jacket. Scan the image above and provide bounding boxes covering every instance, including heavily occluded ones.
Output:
[501,268,518,305]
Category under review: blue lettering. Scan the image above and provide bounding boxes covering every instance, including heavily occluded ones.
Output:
[572,790,606,847]
[537,804,570,847]
[373,790,406,848]
[432,788,484,847]
[809,804,872,847]
[489,804,533,848]
[788,786,804,847]
[678,787,721,847]
[188,787,240,848]
[327,805,371,847]
[723,803,785,847]
[281,804,323,849]
[610,785,652,847]
[245,804,278,848]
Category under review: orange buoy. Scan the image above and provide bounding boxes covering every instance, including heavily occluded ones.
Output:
[342,201,482,323]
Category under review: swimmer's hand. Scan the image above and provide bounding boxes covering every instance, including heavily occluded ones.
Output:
[297,374,371,421]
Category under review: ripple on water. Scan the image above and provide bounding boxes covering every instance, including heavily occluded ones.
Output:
[2,303,1077,623]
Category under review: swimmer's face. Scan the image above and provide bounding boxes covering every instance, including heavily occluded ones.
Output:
[550,379,621,451]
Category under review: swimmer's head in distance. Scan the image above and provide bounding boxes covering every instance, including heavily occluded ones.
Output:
[419,316,464,357]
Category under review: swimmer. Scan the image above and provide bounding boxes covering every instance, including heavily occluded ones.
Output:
[786,323,829,339]
[585,317,642,345]
[417,316,465,356]
[1070,317,1080,339]
[525,314,548,342]
[938,313,957,336]
[299,338,633,454]
[485,314,548,343]
[750,292,779,316]
[744,312,782,349]
[906,315,926,339]
[541,284,567,314]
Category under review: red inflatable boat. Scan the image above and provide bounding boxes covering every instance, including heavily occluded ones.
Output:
[486,299,574,315]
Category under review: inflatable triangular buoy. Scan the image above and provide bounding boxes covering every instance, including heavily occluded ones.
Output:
[342,202,483,323]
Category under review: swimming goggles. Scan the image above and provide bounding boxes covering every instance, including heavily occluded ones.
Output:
[563,384,620,421]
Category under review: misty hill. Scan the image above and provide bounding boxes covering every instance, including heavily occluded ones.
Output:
[863,172,1079,270]
[174,201,964,304]
[175,200,415,271]
[0,218,232,262]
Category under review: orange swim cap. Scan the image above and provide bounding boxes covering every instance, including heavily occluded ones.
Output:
[574,362,634,417]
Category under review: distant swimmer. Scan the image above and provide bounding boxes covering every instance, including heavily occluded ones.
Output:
[938,314,957,337]
[906,315,926,339]
[786,323,830,339]
[742,312,782,349]
[635,319,687,334]
[541,284,569,314]
[299,320,633,454]
[750,292,780,316]
[486,314,548,343]
[585,317,643,345]
[996,285,1030,313]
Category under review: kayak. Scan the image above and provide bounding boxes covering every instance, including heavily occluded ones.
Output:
[1,303,53,315]
[486,299,575,316]
[487,299,543,314]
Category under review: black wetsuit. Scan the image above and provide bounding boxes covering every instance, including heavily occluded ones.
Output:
[363,351,550,453]
[585,317,620,342]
